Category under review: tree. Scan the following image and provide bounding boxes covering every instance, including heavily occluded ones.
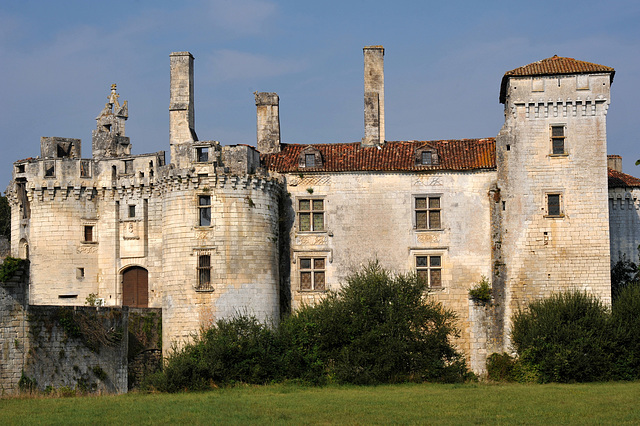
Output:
[0,194,10,241]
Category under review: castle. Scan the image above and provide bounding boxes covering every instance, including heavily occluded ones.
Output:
[7,47,640,373]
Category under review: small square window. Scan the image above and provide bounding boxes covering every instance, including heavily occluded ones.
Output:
[415,196,441,230]
[199,195,212,226]
[300,257,326,291]
[76,268,85,279]
[551,125,565,155]
[416,255,442,289]
[128,205,136,218]
[17,164,26,173]
[196,147,209,163]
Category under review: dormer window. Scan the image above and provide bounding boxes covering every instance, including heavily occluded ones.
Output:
[305,154,316,167]
[416,147,438,166]
[299,147,323,168]
[421,151,432,165]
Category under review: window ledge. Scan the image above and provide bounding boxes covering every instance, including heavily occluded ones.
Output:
[298,289,327,293]
[548,154,569,158]
[195,288,214,293]
[195,226,214,229]
[414,228,444,232]
[81,241,98,245]
[296,231,327,235]
[544,215,565,219]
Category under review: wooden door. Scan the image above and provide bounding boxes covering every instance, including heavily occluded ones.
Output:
[122,267,148,308]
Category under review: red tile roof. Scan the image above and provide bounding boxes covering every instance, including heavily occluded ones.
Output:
[608,168,640,188]
[263,139,496,173]
[500,55,615,103]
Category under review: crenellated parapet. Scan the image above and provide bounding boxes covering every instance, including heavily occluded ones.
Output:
[508,96,610,119]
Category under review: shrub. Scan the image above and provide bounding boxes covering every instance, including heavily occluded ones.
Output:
[611,257,639,302]
[0,257,22,282]
[280,262,469,384]
[486,352,515,382]
[469,276,492,303]
[511,291,615,383]
[153,262,468,391]
[610,282,640,380]
[150,315,282,392]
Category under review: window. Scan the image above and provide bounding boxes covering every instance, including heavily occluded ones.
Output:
[298,199,324,232]
[300,257,325,291]
[305,154,315,167]
[416,255,442,289]
[17,164,25,173]
[421,151,432,165]
[551,125,566,155]
[76,268,85,279]
[128,205,136,218]
[198,195,212,226]
[124,159,133,174]
[415,196,441,229]
[80,160,91,177]
[84,225,94,242]
[547,193,563,217]
[197,254,212,291]
[44,160,55,177]
[196,147,209,163]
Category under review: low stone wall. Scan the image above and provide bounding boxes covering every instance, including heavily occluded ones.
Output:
[128,307,162,389]
[1,259,129,395]
[25,305,128,394]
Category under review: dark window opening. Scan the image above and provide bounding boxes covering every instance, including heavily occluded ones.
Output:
[199,195,212,226]
[551,125,565,155]
[84,225,94,242]
[80,160,91,177]
[44,161,55,177]
[17,164,25,173]
[300,257,326,291]
[196,147,209,163]
[197,254,212,290]
[129,205,136,218]
[77,268,85,279]
[547,194,561,216]
[56,143,72,158]
[124,159,133,174]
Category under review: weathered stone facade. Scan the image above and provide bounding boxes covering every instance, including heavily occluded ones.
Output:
[6,47,630,375]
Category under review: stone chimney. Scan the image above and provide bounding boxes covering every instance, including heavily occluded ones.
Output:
[608,155,623,172]
[170,52,197,167]
[362,45,385,147]
[255,92,281,154]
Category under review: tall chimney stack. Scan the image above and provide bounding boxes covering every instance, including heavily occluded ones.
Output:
[362,45,385,147]
[169,51,197,167]
[255,92,281,154]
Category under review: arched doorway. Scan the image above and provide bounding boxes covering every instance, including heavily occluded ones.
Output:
[19,238,29,259]
[122,266,148,308]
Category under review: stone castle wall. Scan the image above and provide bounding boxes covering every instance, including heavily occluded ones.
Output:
[609,187,640,265]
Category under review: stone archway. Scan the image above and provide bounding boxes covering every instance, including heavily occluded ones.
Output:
[19,238,29,259]
[122,266,148,308]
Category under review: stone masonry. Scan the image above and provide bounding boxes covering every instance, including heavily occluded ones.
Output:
[6,48,630,375]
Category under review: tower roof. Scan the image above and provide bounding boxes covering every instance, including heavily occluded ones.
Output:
[499,55,615,103]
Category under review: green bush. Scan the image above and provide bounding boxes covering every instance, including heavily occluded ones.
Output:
[279,262,468,384]
[0,257,22,282]
[152,262,468,391]
[610,282,640,380]
[469,276,492,303]
[149,315,282,392]
[486,352,516,382]
[611,257,639,302]
[511,291,615,383]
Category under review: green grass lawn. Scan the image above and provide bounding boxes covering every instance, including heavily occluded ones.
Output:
[2,382,640,425]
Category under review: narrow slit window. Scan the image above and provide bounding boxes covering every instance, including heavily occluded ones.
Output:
[199,195,212,226]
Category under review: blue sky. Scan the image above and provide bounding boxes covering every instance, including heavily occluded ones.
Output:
[1,0,639,188]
